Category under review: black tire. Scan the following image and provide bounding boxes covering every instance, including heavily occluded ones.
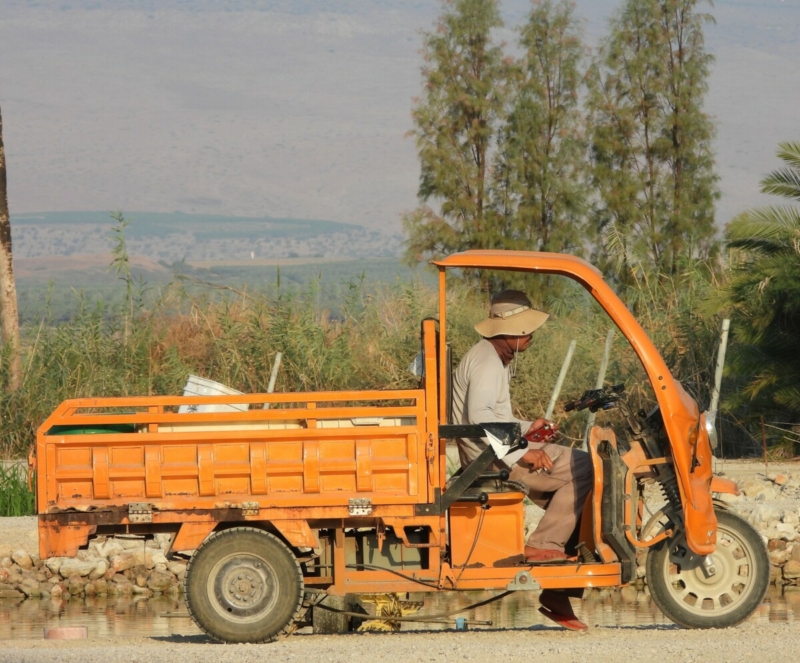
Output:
[184,527,303,643]
[646,509,769,629]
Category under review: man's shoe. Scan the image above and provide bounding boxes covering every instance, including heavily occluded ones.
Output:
[524,546,569,563]
[538,589,588,631]
[538,607,588,631]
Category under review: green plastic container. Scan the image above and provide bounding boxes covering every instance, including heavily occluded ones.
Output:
[46,424,136,435]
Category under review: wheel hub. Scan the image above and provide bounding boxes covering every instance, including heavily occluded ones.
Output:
[666,526,754,615]
[210,555,278,620]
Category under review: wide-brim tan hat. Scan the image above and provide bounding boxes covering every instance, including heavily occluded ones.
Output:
[474,289,550,338]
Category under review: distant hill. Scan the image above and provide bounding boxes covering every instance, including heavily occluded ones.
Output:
[11,211,404,265]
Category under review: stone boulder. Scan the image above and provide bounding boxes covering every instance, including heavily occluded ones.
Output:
[150,551,168,567]
[774,523,799,541]
[748,504,784,529]
[44,557,64,575]
[167,561,187,579]
[111,573,131,585]
[784,559,800,580]
[67,575,87,596]
[769,548,791,565]
[97,539,125,559]
[59,558,97,578]
[88,559,109,580]
[93,578,108,595]
[11,550,33,571]
[146,570,174,593]
[741,479,779,501]
[110,549,154,572]
[131,565,148,588]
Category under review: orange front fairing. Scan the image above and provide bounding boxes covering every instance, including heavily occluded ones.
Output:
[433,251,717,555]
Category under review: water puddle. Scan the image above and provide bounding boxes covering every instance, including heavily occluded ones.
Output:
[0,588,796,640]
[415,586,798,631]
[0,595,201,640]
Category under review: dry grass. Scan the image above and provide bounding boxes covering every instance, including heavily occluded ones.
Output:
[0,266,724,459]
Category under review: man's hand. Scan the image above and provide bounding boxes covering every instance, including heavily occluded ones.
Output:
[520,448,554,473]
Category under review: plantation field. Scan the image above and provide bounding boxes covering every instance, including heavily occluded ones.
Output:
[12,210,359,239]
[13,253,431,323]
[10,211,418,321]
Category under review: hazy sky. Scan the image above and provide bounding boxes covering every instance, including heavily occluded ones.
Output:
[1,0,798,233]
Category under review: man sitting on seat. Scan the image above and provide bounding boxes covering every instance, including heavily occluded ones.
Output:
[451,289,593,630]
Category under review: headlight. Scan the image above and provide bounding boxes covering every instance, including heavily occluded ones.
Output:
[703,410,718,450]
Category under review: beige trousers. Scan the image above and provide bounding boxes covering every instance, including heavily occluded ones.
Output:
[506,442,593,552]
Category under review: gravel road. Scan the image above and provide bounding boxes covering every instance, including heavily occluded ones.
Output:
[1,621,798,663]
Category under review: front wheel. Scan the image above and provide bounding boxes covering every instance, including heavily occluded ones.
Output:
[184,527,304,643]
[646,509,769,629]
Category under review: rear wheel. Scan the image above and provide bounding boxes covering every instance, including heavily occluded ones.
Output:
[646,509,768,629]
[184,527,303,643]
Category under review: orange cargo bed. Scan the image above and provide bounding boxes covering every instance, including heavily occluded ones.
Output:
[36,389,432,515]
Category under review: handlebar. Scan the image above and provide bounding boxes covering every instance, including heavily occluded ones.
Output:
[564,383,625,413]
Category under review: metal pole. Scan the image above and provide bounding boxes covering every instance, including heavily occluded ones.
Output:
[709,319,730,415]
[545,339,576,420]
[263,351,283,409]
[583,330,614,450]
[709,318,730,469]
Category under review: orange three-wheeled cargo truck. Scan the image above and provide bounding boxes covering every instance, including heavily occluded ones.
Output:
[31,251,769,642]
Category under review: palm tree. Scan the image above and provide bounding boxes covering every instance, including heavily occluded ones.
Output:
[721,141,800,415]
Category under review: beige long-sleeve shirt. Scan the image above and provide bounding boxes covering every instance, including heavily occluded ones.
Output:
[451,339,532,468]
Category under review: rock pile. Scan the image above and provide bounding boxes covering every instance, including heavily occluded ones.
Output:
[0,534,186,601]
[717,472,800,587]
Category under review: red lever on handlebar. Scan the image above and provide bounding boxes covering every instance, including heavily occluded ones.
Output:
[524,423,559,443]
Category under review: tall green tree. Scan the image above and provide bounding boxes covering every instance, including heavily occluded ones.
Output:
[491,0,586,299]
[719,142,800,416]
[403,0,506,284]
[587,0,719,282]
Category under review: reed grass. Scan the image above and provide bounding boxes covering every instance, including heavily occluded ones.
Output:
[0,464,35,517]
[0,248,732,459]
